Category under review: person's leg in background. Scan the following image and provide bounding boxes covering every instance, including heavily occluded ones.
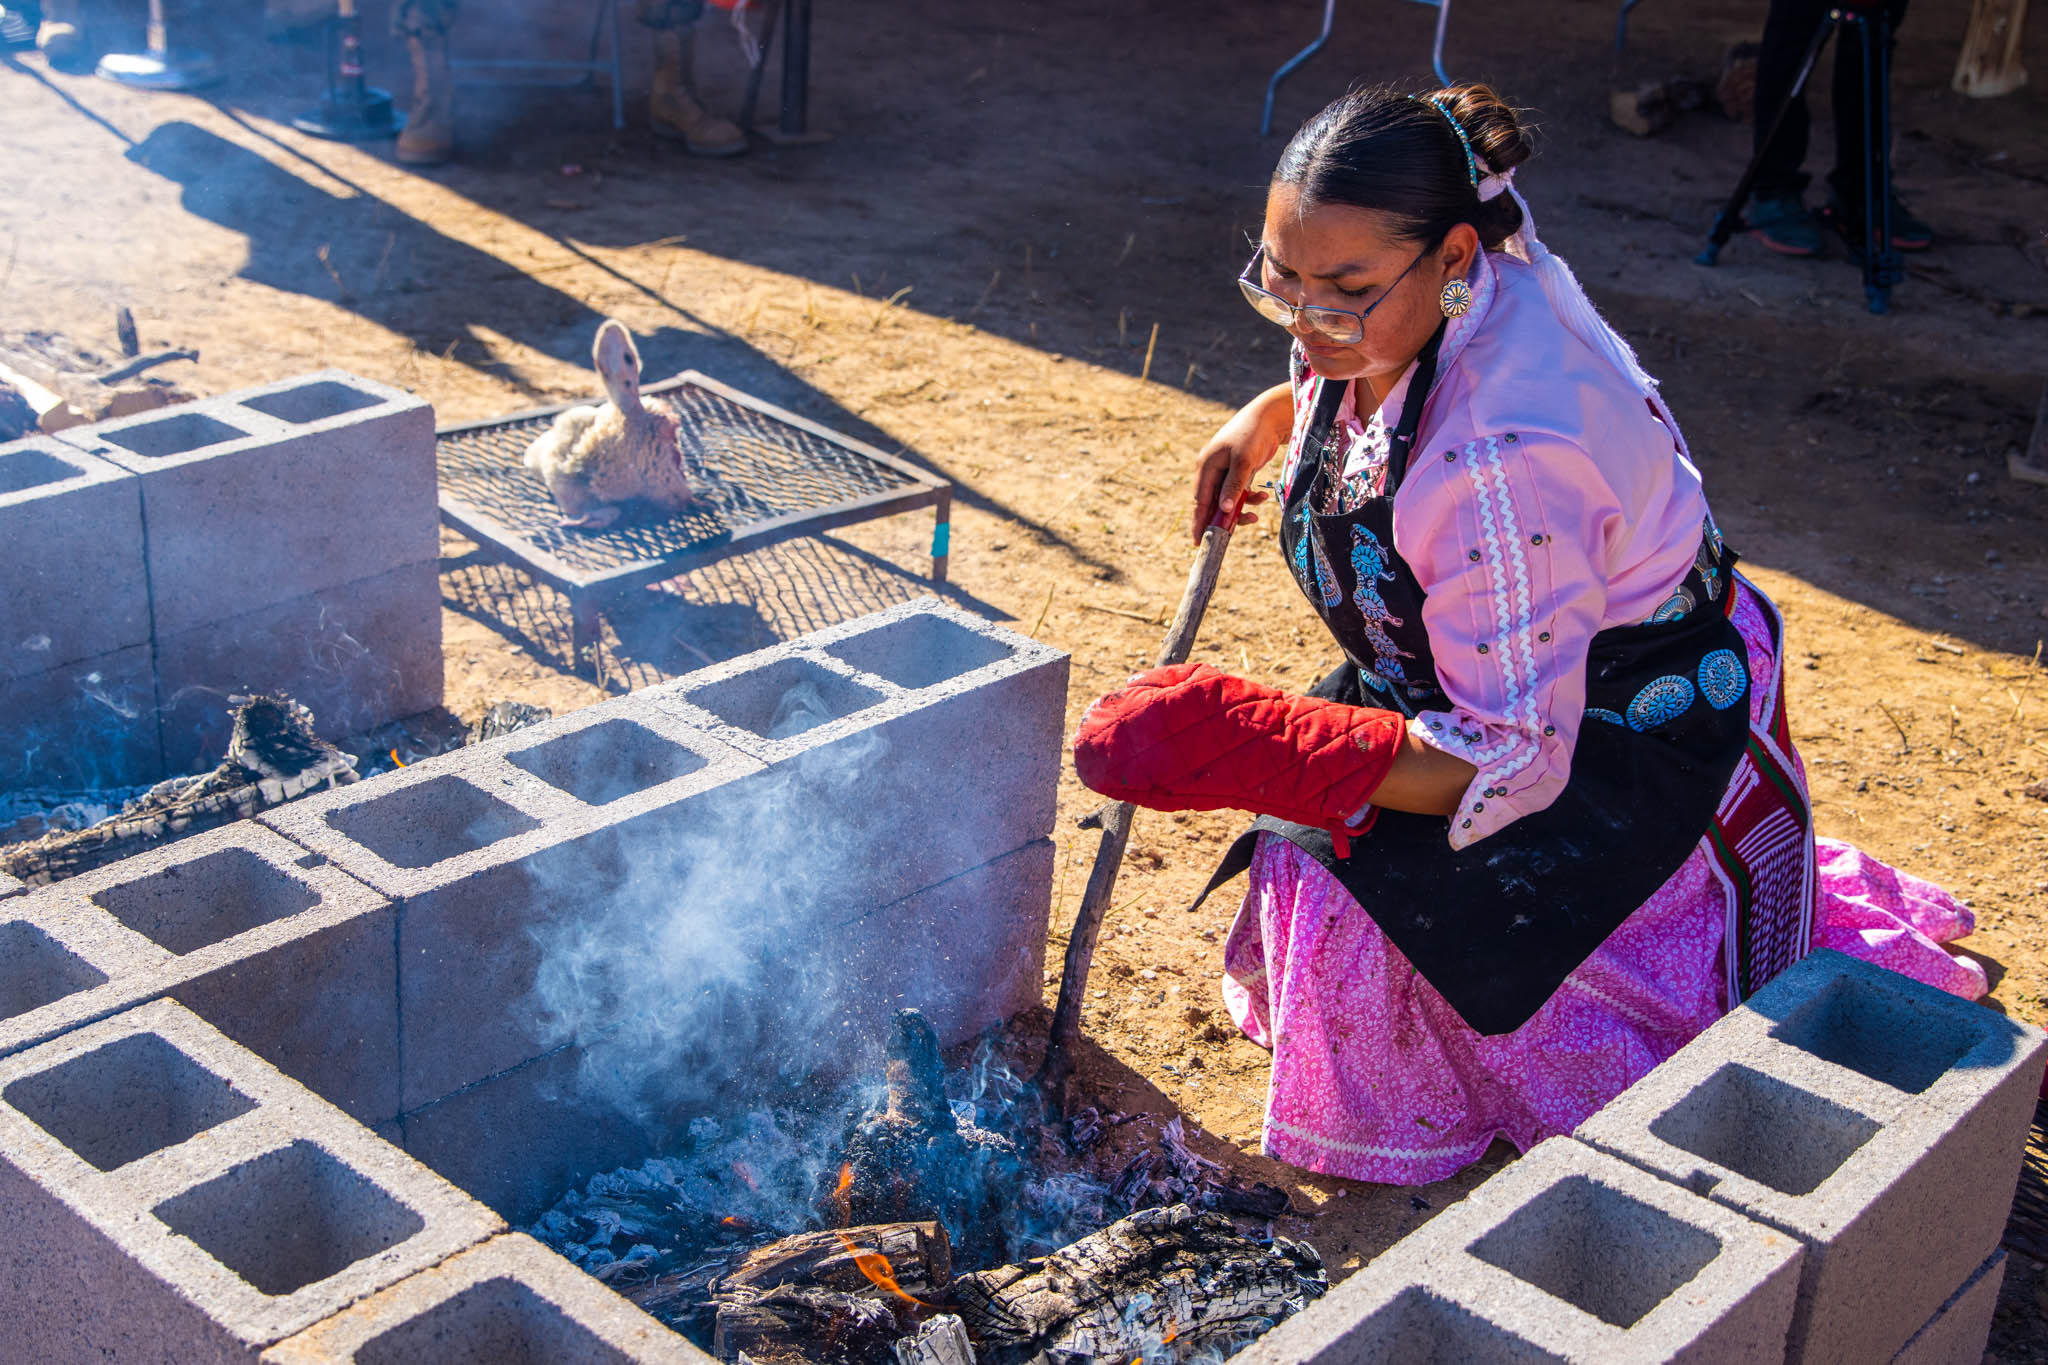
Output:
[1747,0,1834,255]
[394,0,457,165]
[32,0,85,71]
[1825,0,1933,250]
[641,0,747,157]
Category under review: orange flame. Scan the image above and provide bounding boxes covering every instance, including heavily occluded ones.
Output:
[832,1230,926,1308]
[828,1162,854,1226]
[389,749,406,767]
[1162,1322,1180,1345]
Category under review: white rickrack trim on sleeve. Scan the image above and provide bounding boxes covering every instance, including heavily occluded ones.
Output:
[1419,434,1556,849]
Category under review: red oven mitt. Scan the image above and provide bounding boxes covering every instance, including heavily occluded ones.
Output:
[1073,662,1407,856]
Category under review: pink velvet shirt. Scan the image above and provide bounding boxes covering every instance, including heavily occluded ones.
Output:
[1281,248,1713,850]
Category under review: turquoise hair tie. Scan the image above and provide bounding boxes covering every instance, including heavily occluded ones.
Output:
[1417,95,1482,191]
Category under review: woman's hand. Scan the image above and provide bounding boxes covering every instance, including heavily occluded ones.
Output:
[1190,382,1293,543]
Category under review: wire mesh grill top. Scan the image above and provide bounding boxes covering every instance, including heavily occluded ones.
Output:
[436,379,933,580]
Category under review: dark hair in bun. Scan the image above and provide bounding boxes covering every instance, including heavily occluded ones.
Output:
[1272,84,1535,251]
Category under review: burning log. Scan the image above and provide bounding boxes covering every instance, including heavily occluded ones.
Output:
[0,694,357,886]
[724,1221,952,1304]
[951,1204,1325,1365]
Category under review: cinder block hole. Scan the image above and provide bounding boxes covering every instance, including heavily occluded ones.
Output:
[1466,1175,1722,1327]
[506,719,708,806]
[1649,1063,1881,1196]
[1768,973,1976,1094]
[686,656,882,739]
[1352,1287,1568,1364]
[97,411,247,458]
[2,1033,256,1172]
[0,448,85,496]
[825,613,1013,690]
[152,1140,425,1297]
[354,1277,636,1365]
[0,921,108,1020]
[238,381,382,425]
[326,775,542,869]
[90,847,319,954]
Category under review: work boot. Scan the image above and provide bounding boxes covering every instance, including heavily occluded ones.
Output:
[395,31,454,165]
[1746,193,1823,257]
[1823,190,1934,253]
[34,0,86,71]
[649,28,746,157]
[263,0,334,41]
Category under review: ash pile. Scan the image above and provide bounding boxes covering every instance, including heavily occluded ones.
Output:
[530,1010,1325,1365]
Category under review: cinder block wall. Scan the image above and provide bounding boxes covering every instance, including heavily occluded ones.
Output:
[0,369,441,791]
[0,601,1066,1359]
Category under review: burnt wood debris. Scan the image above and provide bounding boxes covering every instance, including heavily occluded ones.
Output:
[0,693,356,886]
[530,1007,1322,1363]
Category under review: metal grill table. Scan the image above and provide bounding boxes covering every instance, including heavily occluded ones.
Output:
[437,371,952,676]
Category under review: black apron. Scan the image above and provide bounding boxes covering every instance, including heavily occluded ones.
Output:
[1200,333,1751,1035]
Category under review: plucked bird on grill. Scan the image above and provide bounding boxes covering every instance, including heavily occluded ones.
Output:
[524,318,698,530]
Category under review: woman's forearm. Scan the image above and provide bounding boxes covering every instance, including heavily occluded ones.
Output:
[1363,725,1477,817]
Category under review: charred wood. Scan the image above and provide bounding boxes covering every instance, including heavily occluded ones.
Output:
[1110,1118,1291,1221]
[724,1222,952,1303]
[712,1284,908,1365]
[896,1314,977,1365]
[952,1204,1325,1365]
[469,699,553,743]
[837,1010,1027,1266]
[0,694,356,887]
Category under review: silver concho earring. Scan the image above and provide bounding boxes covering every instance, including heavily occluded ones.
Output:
[1440,277,1473,318]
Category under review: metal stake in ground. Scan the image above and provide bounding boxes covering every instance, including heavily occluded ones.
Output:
[1036,506,1240,1109]
[96,0,219,90]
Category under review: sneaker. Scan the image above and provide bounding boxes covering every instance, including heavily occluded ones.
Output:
[1823,192,1934,253]
[0,5,42,50]
[1747,193,1823,256]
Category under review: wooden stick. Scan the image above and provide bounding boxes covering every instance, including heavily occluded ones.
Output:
[1140,322,1160,383]
[1036,512,1238,1106]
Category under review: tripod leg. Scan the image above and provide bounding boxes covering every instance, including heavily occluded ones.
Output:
[1697,9,1836,266]
[1857,11,1904,313]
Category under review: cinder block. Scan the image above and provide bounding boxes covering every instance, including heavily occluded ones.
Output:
[396,839,1051,1225]
[262,702,764,1113]
[0,824,397,1125]
[1891,1249,2004,1365]
[644,596,1068,909]
[394,1042,665,1227]
[0,1000,499,1361]
[0,434,147,684]
[262,1232,707,1364]
[0,642,162,789]
[58,370,436,635]
[1576,949,2047,1365]
[1234,1137,1803,1365]
[265,602,1065,1119]
[154,559,443,772]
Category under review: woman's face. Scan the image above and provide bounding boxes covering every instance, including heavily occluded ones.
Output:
[1259,184,1473,385]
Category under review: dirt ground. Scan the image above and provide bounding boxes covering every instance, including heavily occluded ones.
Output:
[5,0,2048,1352]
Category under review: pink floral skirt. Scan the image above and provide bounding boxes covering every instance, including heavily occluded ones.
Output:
[1220,601,1986,1186]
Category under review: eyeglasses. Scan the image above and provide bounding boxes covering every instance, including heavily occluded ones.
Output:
[1237,245,1428,345]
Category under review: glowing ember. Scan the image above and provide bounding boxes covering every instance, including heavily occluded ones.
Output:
[389,749,406,767]
[730,1159,760,1192]
[831,1230,927,1308]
